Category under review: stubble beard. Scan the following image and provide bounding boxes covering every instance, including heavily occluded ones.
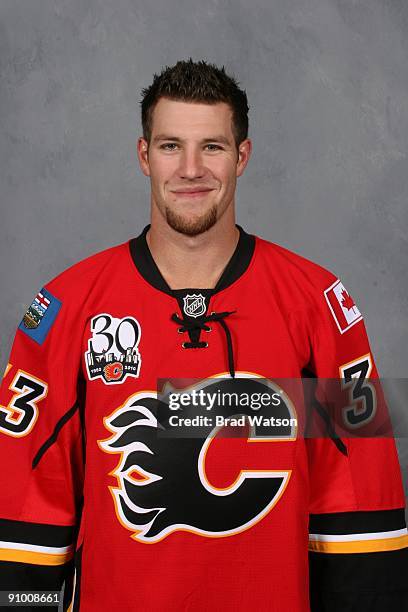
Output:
[165,204,218,237]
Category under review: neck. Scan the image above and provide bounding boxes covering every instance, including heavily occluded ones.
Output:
[147,210,239,290]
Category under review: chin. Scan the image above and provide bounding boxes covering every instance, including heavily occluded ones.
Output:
[165,205,218,237]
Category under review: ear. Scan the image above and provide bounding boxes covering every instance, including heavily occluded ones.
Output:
[236,138,252,177]
[137,137,150,177]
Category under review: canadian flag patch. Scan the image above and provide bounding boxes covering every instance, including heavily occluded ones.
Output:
[324,279,363,334]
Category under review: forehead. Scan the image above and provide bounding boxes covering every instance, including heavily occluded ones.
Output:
[150,98,234,139]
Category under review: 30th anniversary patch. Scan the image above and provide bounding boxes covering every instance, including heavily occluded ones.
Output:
[85,313,142,384]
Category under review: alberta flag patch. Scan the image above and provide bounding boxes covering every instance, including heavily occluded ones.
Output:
[19,288,62,345]
[324,279,362,334]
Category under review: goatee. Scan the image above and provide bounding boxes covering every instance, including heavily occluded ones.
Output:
[165,205,218,237]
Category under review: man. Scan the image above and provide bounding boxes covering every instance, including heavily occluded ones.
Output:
[0,59,407,611]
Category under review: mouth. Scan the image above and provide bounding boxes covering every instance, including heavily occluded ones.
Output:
[171,189,214,199]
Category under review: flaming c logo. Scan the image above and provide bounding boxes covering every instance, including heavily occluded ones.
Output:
[98,374,297,543]
[104,362,124,382]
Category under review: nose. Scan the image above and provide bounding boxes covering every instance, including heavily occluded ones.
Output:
[177,147,205,180]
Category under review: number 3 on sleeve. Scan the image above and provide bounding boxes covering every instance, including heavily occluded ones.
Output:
[0,365,48,437]
[339,354,377,429]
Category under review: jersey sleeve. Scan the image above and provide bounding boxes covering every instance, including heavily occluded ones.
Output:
[304,275,408,611]
[0,286,85,609]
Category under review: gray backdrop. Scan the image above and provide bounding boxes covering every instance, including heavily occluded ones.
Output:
[1,1,407,501]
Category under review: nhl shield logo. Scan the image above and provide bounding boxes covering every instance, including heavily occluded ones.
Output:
[183,294,206,318]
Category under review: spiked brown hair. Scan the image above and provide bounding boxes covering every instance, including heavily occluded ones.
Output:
[140,59,249,148]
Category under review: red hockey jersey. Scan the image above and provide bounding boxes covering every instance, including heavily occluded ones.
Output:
[0,225,407,611]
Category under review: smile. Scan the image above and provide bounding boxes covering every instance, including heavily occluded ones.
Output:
[172,190,213,198]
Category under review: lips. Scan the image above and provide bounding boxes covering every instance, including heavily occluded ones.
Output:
[171,188,214,198]
[173,188,213,193]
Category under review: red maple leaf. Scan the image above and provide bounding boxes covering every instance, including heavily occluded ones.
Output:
[341,289,356,311]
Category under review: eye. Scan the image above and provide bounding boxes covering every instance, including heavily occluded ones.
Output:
[160,143,179,151]
[205,144,222,151]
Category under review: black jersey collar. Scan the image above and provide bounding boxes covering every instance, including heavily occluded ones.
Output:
[129,224,255,295]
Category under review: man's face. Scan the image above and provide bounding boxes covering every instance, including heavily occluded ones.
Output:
[138,98,251,236]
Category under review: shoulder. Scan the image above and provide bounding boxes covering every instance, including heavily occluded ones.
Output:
[254,234,338,297]
[15,242,132,349]
[253,234,364,334]
[44,241,131,301]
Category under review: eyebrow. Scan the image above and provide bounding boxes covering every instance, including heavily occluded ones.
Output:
[152,134,232,146]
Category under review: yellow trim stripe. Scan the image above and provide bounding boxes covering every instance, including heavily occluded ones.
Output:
[0,548,73,566]
[67,567,76,612]
[309,534,408,554]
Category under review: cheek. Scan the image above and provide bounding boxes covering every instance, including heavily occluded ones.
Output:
[209,155,236,176]
[149,157,177,183]
[214,164,237,190]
